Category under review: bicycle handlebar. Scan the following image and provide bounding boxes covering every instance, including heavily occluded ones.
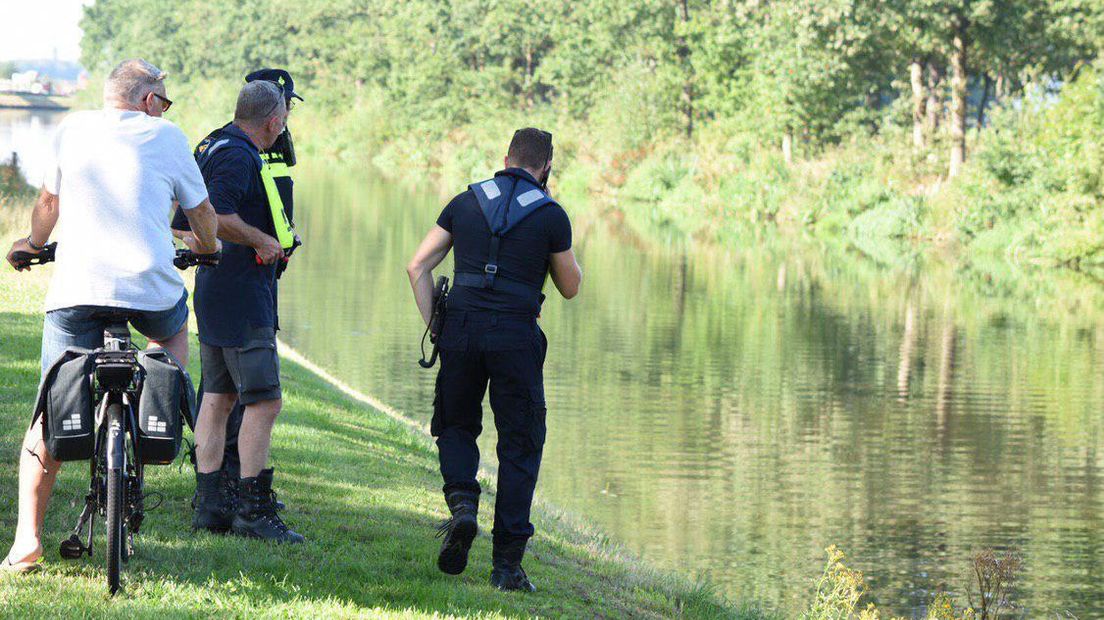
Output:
[10,242,57,269]
[9,243,219,271]
[173,248,221,270]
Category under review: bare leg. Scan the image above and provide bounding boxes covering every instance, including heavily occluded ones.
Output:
[4,420,60,565]
[193,393,237,474]
[148,325,189,367]
[237,398,282,478]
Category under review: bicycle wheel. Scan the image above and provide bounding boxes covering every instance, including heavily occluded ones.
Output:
[105,402,126,595]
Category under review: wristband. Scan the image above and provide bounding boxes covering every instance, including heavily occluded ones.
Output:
[26,236,46,251]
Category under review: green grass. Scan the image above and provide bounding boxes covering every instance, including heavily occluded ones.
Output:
[0,249,759,618]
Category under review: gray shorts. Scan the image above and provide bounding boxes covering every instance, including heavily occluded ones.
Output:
[200,327,282,405]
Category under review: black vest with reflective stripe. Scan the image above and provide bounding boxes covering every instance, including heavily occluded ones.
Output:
[454,168,558,302]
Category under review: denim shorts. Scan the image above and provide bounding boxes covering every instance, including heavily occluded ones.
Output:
[41,291,190,376]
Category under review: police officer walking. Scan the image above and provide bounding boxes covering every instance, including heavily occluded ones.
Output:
[172,79,303,543]
[406,128,582,591]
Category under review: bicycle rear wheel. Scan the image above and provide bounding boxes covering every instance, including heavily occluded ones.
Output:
[105,402,125,595]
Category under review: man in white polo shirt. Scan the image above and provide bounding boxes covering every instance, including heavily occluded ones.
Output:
[1,59,220,572]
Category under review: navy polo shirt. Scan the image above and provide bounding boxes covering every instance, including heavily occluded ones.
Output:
[171,123,278,347]
[437,168,572,316]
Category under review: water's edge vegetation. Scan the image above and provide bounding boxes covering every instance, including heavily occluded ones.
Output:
[72,1,1104,279]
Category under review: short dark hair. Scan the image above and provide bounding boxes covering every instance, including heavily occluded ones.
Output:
[507,128,553,171]
[234,81,285,125]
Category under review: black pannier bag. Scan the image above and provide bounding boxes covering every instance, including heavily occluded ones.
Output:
[35,348,96,462]
[135,349,195,465]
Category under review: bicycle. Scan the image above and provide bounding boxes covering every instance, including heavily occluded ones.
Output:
[14,243,218,594]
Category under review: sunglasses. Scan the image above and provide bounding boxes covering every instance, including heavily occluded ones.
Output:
[151,92,173,113]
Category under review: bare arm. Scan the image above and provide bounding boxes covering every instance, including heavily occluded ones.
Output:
[29,187,59,247]
[6,187,59,271]
[213,213,282,264]
[406,225,453,326]
[549,248,582,299]
[180,199,220,254]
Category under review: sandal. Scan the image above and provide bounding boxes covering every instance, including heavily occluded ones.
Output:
[1,554,42,574]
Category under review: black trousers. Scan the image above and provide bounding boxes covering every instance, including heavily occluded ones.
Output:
[433,312,548,545]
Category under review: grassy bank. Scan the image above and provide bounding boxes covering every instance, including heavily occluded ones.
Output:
[0,230,755,617]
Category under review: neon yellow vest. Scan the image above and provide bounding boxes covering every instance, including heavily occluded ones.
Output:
[259,159,296,250]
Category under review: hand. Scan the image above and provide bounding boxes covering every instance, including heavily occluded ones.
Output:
[254,235,282,265]
[7,237,40,272]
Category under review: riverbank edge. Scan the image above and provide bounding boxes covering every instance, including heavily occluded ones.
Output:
[0,243,763,618]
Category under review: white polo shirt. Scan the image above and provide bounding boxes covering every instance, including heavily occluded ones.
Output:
[42,109,209,312]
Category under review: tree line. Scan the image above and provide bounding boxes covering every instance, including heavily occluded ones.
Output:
[81,0,1104,177]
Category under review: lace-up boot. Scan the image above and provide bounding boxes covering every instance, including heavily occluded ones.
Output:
[490,539,535,592]
[436,491,479,575]
[232,468,304,544]
[192,470,233,533]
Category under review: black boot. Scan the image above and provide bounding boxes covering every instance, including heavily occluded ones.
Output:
[490,539,536,592]
[257,468,286,512]
[436,491,479,575]
[222,470,241,514]
[231,469,304,544]
[192,471,233,533]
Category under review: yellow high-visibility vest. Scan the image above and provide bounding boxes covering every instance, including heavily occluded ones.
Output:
[259,159,296,250]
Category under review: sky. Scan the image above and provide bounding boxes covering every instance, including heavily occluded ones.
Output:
[0,0,94,62]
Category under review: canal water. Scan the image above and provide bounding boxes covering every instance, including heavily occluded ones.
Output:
[0,108,65,186]
[5,110,1103,617]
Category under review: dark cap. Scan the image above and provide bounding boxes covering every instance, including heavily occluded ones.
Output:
[245,68,303,102]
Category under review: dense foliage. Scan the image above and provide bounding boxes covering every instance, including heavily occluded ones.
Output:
[79,1,1104,266]
[80,1,1102,155]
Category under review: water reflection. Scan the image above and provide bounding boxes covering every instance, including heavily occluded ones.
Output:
[281,166,1104,616]
[0,109,66,184]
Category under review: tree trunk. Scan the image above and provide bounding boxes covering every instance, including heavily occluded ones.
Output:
[677,0,693,138]
[948,20,968,178]
[524,44,534,109]
[976,73,993,128]
[865,89,880,134]
[910,59,927,149]
[926,62,944,137]
[782,128,793,165]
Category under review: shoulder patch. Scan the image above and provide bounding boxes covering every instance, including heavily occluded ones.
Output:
[516,189,544,207]
[479,180,501,200]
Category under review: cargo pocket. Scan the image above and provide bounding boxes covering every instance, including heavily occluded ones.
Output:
[526,385,547,452]
[237,336,279,394]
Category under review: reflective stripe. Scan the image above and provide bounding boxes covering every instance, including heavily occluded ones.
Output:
[479,180,501,200]
[516,189,543,207]
[260,160,296,249]
[206,139,230,157]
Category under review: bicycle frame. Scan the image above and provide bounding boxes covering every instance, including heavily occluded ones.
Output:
[59,323,146,584]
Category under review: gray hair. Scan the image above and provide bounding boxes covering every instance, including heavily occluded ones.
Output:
[103,59,166,106]
[234,81,285,126]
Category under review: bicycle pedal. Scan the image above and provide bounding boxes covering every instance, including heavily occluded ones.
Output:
[59,534,87,559]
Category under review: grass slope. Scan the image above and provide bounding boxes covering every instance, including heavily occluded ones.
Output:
[0,265,757,618]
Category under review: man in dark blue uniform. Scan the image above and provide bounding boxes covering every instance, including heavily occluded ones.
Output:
[407,128,582,591]
[199,69,303,501]
[171,80,303,543]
